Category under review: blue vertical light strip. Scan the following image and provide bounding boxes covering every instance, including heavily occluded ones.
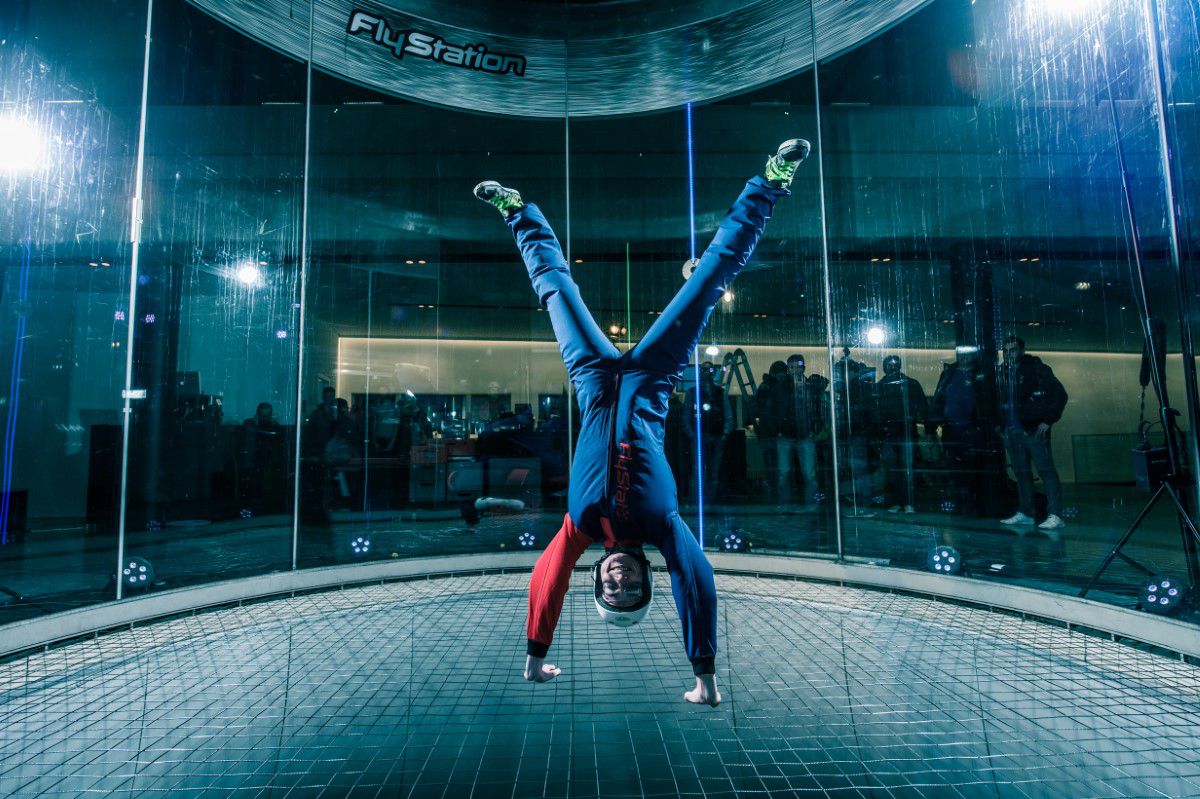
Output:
[686,101,703,549]
[0,194,33,545]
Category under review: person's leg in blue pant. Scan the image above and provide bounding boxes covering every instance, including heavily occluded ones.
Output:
[630,176,789,376]
[507,202,620,395]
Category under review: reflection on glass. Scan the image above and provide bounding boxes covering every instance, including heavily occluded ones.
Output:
[297,65,570,567]
[810,0,1195,614]
[0,0,146,621]
[120,0,306,592]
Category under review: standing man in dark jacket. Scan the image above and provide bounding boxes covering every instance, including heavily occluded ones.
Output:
[998,335,1069,532]
[757,354,826,512]
[877,355,930,514]
[930,346,997,517]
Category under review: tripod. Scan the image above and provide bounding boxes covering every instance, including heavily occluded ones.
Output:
[1080,4,1200,602]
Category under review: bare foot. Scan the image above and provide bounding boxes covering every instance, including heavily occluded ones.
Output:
[524,655,561,683]
[684,674,721,707]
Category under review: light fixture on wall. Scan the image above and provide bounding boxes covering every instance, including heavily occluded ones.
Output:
[0,114,48,174]
[721,533,748,552]
[346,534,371,558]
[927,545,962,576]
[1141,575,1185,614]
[704,345,720,357]
[122,556,155,589]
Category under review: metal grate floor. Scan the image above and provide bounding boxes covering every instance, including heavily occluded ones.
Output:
[1,573,1198,798]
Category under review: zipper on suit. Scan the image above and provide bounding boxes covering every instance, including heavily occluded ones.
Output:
[604,370,623,509]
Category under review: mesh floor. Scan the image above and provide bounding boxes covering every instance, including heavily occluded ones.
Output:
[1,573,1199,799]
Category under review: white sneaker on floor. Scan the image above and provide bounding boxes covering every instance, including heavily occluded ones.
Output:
[888,505,902,513]
[903,505,916,514]
[1001,512,1035,526]
[1038,514,1066,531]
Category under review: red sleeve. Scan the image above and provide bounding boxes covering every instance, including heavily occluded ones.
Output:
[526,514,593,657]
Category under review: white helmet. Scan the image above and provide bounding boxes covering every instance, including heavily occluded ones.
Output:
[592,547,653,626]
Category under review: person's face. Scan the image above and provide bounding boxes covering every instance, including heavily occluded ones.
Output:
[599,552,644,608]
[256,404,273,421]
[787,359,805,377]
[957,351,977,369]
[1003,342,1023,366]
[884,360,900,377]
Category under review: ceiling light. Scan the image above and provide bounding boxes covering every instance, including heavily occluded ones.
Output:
[1074,281,1091,291]
[866,326,886,345]
[705,345,720,357]
[234,261,262,287]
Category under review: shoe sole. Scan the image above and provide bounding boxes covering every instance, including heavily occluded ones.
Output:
[473,180,501,201]
[777,138,812,163]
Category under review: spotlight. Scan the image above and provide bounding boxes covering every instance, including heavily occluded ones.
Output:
[704,345,720,357]
[722,291,734,303]
[142,314,156,324]
[927,545,962,575]
[518,531,537,548]
[239,508,253,519]
[122,556,155,589]
[721,532,749,552]
[275,330,288,339]
[1074,282,1091,291]
[346,534,371,558]
[0,115,47,174]
[682,258,699,279]
[234,261,262,287]
[1142,575,1186,614]
[866,326,886,346]
[114,311,126,322]
[609,324,620,334]
[940,500,957,513]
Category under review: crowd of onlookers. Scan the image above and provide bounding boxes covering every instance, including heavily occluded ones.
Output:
[675,336,1069,531]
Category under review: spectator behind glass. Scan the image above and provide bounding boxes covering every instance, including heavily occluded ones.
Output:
[876,355,930,514]
[998,335,1069,534]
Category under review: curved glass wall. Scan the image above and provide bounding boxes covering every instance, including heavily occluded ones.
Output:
[1,0,1197,630]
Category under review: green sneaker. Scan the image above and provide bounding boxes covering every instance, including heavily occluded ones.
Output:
[763,138,811,188]
[473,180,524,217]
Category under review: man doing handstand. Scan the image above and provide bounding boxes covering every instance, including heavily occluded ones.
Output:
[474,138,810,705]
